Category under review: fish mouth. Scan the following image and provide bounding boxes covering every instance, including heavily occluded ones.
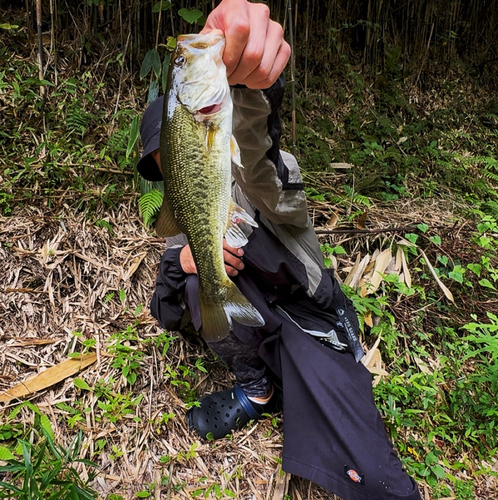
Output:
[198,103,222,115]
[178,30,225,49]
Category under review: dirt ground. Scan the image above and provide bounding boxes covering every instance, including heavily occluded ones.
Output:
[0,199,495,499]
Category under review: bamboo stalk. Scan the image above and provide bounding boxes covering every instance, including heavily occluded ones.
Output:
[286,0,297,155]
[303,0,308,95]
[36,0,44,96]
[50,0,57,86]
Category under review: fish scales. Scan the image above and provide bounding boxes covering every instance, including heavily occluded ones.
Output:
[164,105,229,297]
[156,31,265,341]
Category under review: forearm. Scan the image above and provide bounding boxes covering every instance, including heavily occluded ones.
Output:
[231,76,309,227]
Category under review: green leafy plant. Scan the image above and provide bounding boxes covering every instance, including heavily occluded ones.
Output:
[0,403,99,499]
[462,312,498,365]
[107,325,144,385]
[138,189,164,227]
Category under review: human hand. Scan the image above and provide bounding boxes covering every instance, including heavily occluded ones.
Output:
[201,0,290,89]
[180,241,245,277]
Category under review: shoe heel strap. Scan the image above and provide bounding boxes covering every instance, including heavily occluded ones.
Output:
[234,385,262,420]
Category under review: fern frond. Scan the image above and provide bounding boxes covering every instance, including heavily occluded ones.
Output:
[107,129,128,154]
[139,177,164,196]
[341,184,371,208]
[480,157,498,183]
[65,99,94,137]
[482,200,498,219]
[95,219,114,235]
[482,170,498,183]
[352,193,371,208]
[138,189,163,227]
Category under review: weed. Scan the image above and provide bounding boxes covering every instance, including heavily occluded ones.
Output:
[107,325,144,385]
[0,403,99,499]
[143,331,176,357]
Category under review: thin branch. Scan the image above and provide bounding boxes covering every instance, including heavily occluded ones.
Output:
[315,226,417,235]
[315,224,474,235]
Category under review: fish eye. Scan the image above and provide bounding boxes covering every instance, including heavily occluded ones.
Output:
[174,55,185,66]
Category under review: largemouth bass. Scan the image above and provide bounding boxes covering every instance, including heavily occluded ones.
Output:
[156,31,265,342]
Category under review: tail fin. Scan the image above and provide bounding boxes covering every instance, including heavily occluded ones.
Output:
[199,282,265,342]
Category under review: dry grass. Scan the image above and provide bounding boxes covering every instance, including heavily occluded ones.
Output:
[1,191,493,499]
[0,201,346,499]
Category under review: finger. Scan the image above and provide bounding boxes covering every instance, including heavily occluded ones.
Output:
[202,0,251,78]
[222,239,244,256]
[226,264,239,277]
[226,3,270,84]
[221,19,250,78]
[223,248,244,270]
[242,36,290,89]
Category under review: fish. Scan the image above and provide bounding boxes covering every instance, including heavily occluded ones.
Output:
[156,30,265,342]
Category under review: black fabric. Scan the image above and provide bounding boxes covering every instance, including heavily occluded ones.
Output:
[237,214,364,360]
[137,96,164,182]
[242,213,310,295]
[150,245,188,331]
[258,324,421,500]
[262,76,303,191]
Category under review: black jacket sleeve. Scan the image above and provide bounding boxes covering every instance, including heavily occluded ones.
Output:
[150,245,189,331]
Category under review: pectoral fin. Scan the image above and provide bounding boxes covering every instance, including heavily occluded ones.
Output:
[224,199,258,248]
[205,126,216,153]
[231,135,242,168]
[156,195,182,237]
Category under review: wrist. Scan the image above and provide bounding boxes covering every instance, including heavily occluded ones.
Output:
[179,245,196,274]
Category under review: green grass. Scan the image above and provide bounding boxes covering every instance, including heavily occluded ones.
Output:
[0,403,99,499]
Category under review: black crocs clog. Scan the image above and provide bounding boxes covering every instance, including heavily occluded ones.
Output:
[187,385,268,440]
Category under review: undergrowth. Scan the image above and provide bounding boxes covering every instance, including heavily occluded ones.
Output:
[284,59,498,220]
[1,9,498,500]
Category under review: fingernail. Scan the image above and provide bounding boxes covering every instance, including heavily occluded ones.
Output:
[237,249,244,256]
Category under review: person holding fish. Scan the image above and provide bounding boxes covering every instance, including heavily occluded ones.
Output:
[137,0,421,498]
